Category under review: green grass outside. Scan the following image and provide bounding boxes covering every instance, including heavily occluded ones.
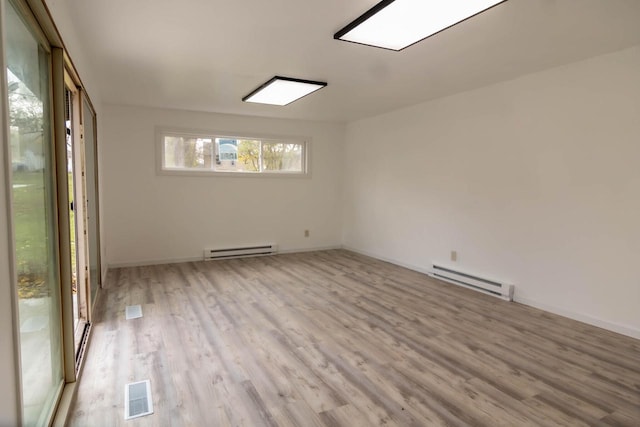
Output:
[12,170,51,298]
[13,169,77,296]
[68,171,77,292]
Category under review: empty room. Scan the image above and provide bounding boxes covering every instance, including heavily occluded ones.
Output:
[1,0,639,426]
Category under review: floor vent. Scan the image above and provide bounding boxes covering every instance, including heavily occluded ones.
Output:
[429,264,514,301]
[125,305,143,320]
[204,244,277,260]
[125,380,153,420]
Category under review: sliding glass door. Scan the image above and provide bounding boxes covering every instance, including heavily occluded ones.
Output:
[5,0,64,424]
[65,81,90,352]
[82,97,101,305]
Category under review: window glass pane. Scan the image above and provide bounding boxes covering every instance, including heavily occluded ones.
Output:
[213,138,238,172]
[5,0,64,424]
[83,99,101,304]
[237,139,260,172]
[160,132,306,175]
[163,136,212,169]
[262,142,303,172]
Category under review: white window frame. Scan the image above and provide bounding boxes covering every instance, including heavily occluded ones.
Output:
[156,128,310,178]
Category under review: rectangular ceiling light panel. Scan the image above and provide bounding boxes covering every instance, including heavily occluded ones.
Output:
[335,0,507,51]
[243,76,327,106]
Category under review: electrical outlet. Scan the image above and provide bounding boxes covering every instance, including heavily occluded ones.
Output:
[304,229,310,237]
[451,251,457,262]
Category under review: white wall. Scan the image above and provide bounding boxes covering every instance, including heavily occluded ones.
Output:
[102,105,345,266]
[343,46,640,339]
[45,0,101,105]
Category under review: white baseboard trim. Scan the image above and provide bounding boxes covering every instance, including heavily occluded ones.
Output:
[101,266,109,285]
[342,246,640,341]
[514,297,640,340]
[279,245,342,255]
[342,245,434,276]
[108,256,203,269]
[108,245,343,270]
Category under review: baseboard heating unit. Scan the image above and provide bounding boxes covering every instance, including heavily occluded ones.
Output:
[204,244,277,260]
[428,264,514,301]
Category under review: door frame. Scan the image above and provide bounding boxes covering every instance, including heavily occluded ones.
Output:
[1,0,102,424]
[79,89,102,306]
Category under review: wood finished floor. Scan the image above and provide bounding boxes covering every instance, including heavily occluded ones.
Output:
[69,250,640,426]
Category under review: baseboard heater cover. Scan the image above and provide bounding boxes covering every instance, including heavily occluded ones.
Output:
[428,264,514,301]
[204,244,277,260]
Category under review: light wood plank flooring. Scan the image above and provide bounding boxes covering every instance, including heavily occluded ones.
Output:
[69,250,640,426]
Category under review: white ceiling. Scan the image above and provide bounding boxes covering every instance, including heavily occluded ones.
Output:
[63,0,640,123]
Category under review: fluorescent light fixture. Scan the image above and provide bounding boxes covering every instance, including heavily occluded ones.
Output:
[243,76,327,106]
[334,0,507,51]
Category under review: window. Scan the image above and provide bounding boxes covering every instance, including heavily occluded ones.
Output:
[159,130,308,176]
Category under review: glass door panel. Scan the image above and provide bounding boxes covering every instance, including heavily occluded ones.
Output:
[82,97,101,304]
[65,84,89,351]
[65,87,78,328]
[5,0,64,424]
